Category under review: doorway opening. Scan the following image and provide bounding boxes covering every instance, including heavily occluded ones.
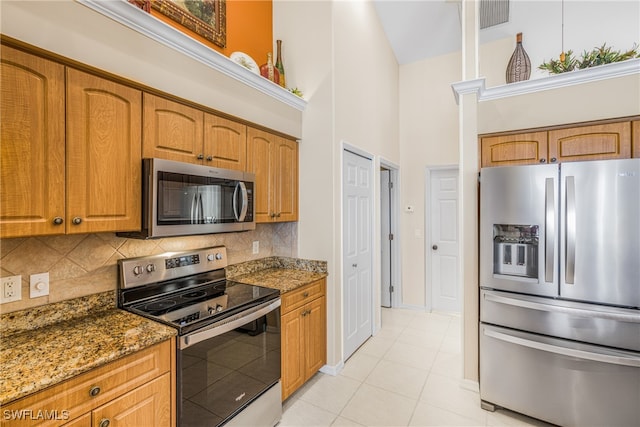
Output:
[380,163,399,308]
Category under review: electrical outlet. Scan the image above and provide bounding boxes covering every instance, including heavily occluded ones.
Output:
[1,275,22,303]
[252,241,259,254]
[30,272,50,298]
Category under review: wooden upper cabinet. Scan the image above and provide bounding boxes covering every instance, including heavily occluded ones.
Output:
[548,122,631,163]
[630,121,639,158]
[247,127,275,222]
[0,46,65,238]
[274,137,299,222]
[66,68,142,234]
[204,114,247,170]
[142,93,204,164]
[247,128,298,222]
[480,132,548,167]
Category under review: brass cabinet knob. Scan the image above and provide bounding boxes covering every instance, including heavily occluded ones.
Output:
[52,217,64,225]
[206,155,213,161]
[99,418,110,427]
[72,217,82,225]
[197,154,204,160]
[89,385,101,397]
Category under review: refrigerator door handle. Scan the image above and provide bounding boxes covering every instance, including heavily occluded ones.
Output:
[545,177,555,283]
[565,176,576,284]
[483,328,640,367]
[483,291,640,323]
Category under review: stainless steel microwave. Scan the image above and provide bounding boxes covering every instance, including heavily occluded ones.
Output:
[120,158,255,239]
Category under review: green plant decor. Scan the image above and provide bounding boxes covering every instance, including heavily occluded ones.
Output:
[539,43,640,74]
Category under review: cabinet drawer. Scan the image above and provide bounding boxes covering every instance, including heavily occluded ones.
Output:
[1,341,171,427]
[281,280,325,314]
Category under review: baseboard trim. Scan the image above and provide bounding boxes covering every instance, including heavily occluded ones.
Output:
[319,361,344,376]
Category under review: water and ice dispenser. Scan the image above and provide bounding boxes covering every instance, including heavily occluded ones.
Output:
[493,224,539,279]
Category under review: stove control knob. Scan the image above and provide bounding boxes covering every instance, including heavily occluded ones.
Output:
[132,265,143,276]
[146,264,156,273]
[215,304,223,312]
[207,254,215,262]
[215,253,223,260]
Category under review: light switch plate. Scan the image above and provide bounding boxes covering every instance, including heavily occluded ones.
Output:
[252,241,259,254]
[30,272,49,298]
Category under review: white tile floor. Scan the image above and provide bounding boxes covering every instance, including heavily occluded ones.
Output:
[280,308,552,427]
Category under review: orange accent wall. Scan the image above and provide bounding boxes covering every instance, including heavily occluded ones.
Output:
[150,0,272,68]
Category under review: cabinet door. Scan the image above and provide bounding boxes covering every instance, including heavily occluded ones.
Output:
[142,93,203,164]
[63,413,91,427]
[631,121,640,158]
[304,296,326,380]
[281,307,305,401]
[247,127,275,222]
[92,374,171,427]
[203,114,247,170]
[548,122,631,163]
[0,47,65,238]
[480,132,548,167]
[274,137,298,222]
[66,69,142,234]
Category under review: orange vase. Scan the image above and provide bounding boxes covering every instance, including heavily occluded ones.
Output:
[260,53,280,85]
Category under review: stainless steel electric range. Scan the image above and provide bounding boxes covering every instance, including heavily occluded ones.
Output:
[118,246,282,427]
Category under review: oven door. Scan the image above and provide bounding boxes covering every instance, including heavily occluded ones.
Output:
[178,299,281,427]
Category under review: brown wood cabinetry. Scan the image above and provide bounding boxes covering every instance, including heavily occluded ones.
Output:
[1,340,174,427]
[548,122,631,163]
[247,128,298,222]
[0,47,141,238]
[632,121,640,158]
[480,120,633,168]
[66,69,142,234]
[480,132,548,167]
[281,279,326,401]
[0,46,65,238]
[143,94,247,170]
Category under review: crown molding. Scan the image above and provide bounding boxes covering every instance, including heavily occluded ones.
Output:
[452,58,640,104]
[77,0,307,111]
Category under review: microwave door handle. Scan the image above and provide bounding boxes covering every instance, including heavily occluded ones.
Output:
[545,177,555,283]
[190,192,198,224]
[238,182,248,221]
[198,193,204,224]
[565,176,576,284]
[232,182,239,220]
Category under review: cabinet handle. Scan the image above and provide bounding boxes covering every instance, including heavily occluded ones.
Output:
[550,157,557,163]
[206,155,213,161]
[540,158,546,163]
[89,386,101,397]
[276,212,281,218]
[99,418,110,427]
[303,292,309,298]
[301,309,311,317]
[197,154,204,160]
[72,217,82,225]
[269,212,276,218]
[52,217,64,225]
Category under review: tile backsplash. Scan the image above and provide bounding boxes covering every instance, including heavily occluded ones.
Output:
[0,223,297,313]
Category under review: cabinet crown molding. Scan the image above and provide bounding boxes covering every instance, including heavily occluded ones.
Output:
[452,58,640,104]
[77,0,307,112]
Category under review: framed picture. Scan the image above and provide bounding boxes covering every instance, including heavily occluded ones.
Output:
[129,0,226,48]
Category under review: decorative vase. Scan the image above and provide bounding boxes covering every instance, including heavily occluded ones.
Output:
[506,32,531,83]
[275,40,286,88]
[260,53,280,85]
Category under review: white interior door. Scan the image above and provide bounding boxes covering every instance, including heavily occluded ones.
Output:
[380,168,391,308]
[429,168,460,313]
[343,149,373,360]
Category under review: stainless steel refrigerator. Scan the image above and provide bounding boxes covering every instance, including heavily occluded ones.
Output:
[479,158,640,427]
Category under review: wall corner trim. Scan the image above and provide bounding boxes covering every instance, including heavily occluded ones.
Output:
[452,58,640,105]
[77,0,307,111]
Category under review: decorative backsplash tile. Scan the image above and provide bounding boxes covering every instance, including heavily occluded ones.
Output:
[0,223,297,314]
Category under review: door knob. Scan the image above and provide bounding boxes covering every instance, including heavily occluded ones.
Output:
[352,263,358,268]
[432,245,438,250]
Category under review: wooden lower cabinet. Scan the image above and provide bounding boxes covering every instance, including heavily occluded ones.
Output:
[1,340,175,427]
[280,279,326,401]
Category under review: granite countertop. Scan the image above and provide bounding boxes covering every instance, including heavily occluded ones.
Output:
[226,256,328,294]
[0,291,176,405]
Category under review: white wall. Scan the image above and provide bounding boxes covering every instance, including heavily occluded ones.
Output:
[480,0,640,85]
[398,51,461,308]
[274,0,399,368]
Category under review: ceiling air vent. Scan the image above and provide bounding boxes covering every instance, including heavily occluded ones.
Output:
[480,0,509,29]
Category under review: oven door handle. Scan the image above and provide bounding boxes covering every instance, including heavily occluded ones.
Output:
[180,298,281,349]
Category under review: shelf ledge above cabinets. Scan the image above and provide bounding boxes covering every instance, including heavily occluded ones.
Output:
[451,58,640,104]
[77,0,307,112]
